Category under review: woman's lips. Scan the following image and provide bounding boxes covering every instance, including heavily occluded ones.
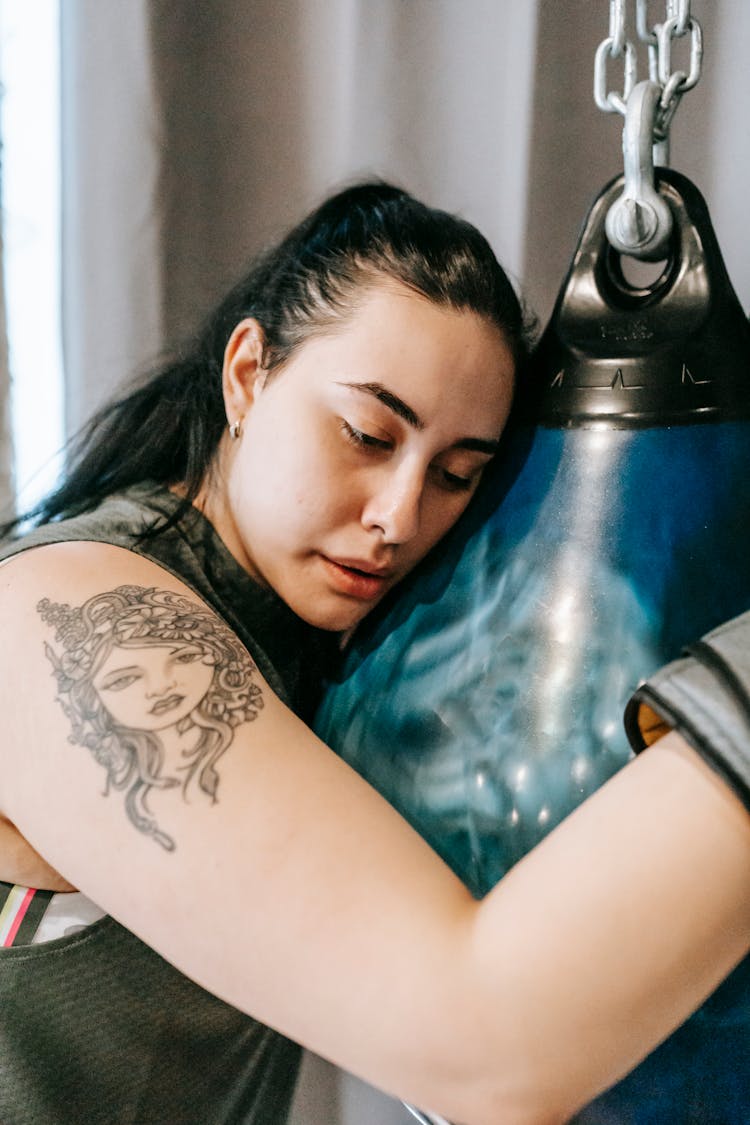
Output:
[320,556,392,600]
[150,693,185,716]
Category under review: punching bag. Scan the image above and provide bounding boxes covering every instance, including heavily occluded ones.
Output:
[316,168,750,1121]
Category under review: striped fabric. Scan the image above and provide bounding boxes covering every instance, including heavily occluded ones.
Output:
[0,881,54,947]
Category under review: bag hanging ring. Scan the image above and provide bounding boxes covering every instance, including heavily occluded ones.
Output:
[605,79,673,260]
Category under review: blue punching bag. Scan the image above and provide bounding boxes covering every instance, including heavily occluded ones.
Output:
[316,168,750,1121]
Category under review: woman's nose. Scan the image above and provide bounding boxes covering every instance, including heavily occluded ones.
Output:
[361,463,423,544]
[146,670,177,697]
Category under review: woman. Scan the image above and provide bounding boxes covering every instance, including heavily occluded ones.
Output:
[0,181,748,1125]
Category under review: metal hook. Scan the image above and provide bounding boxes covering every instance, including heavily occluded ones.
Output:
[604,80,673,261]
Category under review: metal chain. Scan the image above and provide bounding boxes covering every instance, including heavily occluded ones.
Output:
[596,0,704,259]
[594,0,637,115]
[594,0,703,140]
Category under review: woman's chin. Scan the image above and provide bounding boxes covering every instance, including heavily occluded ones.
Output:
[285,590,380,634]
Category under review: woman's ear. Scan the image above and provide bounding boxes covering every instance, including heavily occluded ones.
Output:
[222,318,267,420]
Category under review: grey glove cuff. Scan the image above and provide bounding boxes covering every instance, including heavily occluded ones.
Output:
[624,609,750,813]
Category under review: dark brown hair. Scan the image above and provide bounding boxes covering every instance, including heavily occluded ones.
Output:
[8,180,531,531]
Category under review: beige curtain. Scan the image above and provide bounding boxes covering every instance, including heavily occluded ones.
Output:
[59,0,750,439]
[0,181,14,517]
[56,2,750,1120]
[60,0,543,433]
[60,0,163,433]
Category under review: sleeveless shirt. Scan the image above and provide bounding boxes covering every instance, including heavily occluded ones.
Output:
[0,483,333,1125]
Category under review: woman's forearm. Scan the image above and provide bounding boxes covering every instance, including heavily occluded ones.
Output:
[468,732,750,1123]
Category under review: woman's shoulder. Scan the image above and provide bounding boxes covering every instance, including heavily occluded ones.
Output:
[0,486,330,716]
[0,483,175,565]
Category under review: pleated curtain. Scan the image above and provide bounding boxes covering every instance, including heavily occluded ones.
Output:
[0,198,13,516]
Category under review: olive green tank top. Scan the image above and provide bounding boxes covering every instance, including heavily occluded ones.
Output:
[0,484,333,1125]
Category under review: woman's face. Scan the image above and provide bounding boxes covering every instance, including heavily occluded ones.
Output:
[93,643,214,732]
[211,280,516,632]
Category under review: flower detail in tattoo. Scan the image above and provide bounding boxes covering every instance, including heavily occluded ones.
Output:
[38,586,263,850]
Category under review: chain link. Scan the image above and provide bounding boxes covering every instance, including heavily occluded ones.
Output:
[657,15,703,92]
[635,0,660,81]
[595,0,703,140]
[635,0,658,44]
[667,0,691,36]
[609,0,628,55]
[594,36,637,114]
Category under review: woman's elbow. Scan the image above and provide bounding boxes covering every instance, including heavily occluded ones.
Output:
[437,1074,580,1125]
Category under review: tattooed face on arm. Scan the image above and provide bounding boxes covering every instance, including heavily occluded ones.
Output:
[37,586,263,851]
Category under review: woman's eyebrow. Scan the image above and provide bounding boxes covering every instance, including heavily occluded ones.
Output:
[338,381,424,429]
[98,665,142,681]
[455,436,501,455]
[339,380,501,454]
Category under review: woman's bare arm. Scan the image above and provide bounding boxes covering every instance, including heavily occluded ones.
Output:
[1,541,749,1125]
[0,814,75,890]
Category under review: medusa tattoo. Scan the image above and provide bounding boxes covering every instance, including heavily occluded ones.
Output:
[37,585,263,850]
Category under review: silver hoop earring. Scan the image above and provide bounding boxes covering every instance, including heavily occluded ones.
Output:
[229,419,242,440]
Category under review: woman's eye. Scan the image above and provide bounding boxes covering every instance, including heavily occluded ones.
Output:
[430,464,476,492]
[440,470,474,492]
[101,672,140,693]
[173,649,202,665]
[340,420,392,451]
